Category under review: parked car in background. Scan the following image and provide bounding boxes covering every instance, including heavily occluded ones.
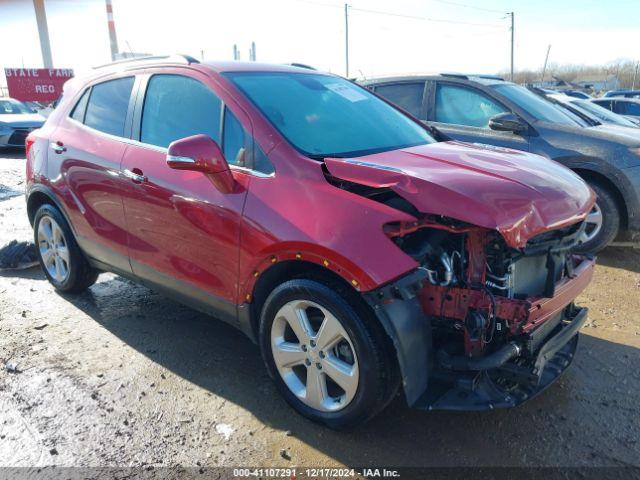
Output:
[362,74,640,252]
[0,97,46,148]
[603,90,640,99]
[26,57,595,428]
[544,93,640,131]
[591,97,640,123]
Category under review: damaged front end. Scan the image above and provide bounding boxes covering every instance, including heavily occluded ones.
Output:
[323,143,596,411]
[366,216,594,411]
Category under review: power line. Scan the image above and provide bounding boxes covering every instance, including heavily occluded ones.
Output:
[429,0,507,15]
[349,6,505,27]
[293,0,506,28]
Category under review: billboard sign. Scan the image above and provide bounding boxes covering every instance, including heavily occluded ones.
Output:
[4,68,74,102]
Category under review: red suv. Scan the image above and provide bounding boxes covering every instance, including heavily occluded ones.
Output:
[26,56,596,428]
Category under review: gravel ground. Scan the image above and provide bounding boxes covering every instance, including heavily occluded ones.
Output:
[0,150,639,473]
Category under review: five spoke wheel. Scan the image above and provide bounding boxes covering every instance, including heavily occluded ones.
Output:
[37,215,70,283]
[271,300,359,412]
[579,203,603,245]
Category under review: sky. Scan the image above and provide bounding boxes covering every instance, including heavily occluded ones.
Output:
[0,0,639,86]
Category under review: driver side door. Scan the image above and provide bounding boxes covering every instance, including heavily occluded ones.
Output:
[426,81,530,152]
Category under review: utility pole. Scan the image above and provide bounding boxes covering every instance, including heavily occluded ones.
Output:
[233,44,240,61]
[509,11,514,82]
[541,45,551,83]
[105,0,119,61]
[249,41,256,61]
[344,3,350,77]
[633,61,639,90]
[32,0,53,68]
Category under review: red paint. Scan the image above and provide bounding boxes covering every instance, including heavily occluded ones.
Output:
[167,134,236,193]
[4,68,74,102]
[26,60,595,316]
[324,141,595,249]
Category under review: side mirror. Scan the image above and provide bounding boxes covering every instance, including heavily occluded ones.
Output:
[489,112,527,134]
[167,134,235,193]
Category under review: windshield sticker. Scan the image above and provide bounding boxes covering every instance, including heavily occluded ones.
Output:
[326,83,368,102]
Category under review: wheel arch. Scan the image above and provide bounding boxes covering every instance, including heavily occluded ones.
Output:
[246,258,364,343]
[572,168,628,229]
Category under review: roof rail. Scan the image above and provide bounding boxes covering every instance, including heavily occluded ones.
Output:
[440,72,468,79]
[440,73,506,81]
[93,54,199,70]
[287,63,317,71]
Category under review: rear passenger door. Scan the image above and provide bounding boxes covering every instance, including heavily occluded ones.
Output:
[51,75,136,273]
[426,81,530,152]
[372,82,427,119]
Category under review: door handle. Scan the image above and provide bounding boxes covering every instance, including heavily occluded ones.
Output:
[51,141,66,154]
[122,169,147,183]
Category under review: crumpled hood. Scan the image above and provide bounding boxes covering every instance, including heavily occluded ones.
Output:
[325,141,595,248]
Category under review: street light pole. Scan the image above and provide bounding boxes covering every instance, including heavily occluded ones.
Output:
[344,3,350,77]
[633,61,639,90]
[33,0,53,68]
[509,11,514,82]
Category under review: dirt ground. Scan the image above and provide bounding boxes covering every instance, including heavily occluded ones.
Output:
[1,149,639,472]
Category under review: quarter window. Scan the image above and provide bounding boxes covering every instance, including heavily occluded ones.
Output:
[141,75,222,148]
[375,83,425,118]
[222,108,247,167]
[84,77,134,137]
[435,84,506,128]
[70,89,90,122]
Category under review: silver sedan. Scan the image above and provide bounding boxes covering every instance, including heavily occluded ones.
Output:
[0,98,46,148]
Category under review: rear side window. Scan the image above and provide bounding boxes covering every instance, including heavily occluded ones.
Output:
[435,84,506,128]
[141,75,222,148]
[70,89,90,122]
[375,83,425,118]
[84,77,134,137]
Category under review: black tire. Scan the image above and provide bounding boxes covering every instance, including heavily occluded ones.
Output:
[259,278,400,429]
[574,180,620,254]
[33,204,99,293]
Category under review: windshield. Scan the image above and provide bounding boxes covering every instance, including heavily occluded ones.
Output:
[570,99,637,127]
[225,72,434,158]
[492,84,580,126]
[0,99,33,115]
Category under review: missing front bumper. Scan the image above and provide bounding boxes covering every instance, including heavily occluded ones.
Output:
[415,306,588,411]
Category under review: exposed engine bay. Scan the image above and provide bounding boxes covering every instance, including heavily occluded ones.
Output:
[326,165,595,410]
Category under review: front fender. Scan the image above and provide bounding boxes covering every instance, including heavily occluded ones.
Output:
[363,268,432,406]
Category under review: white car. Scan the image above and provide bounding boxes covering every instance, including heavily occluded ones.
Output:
[0,98,46,148]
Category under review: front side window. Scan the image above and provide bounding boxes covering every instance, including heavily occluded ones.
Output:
[618,101,640,116]
[375,82,425,118]
[492,84,579,126]
[84,77,134,137]
[225,72,434,158]
[141,75,222,148]
[435,84,506,128]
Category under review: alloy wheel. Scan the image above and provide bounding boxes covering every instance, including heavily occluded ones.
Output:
[37,215,70,283]
[579,203,603,244]
[270,300,359,412]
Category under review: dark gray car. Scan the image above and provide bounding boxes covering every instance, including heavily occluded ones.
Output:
[361,74,640,252]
